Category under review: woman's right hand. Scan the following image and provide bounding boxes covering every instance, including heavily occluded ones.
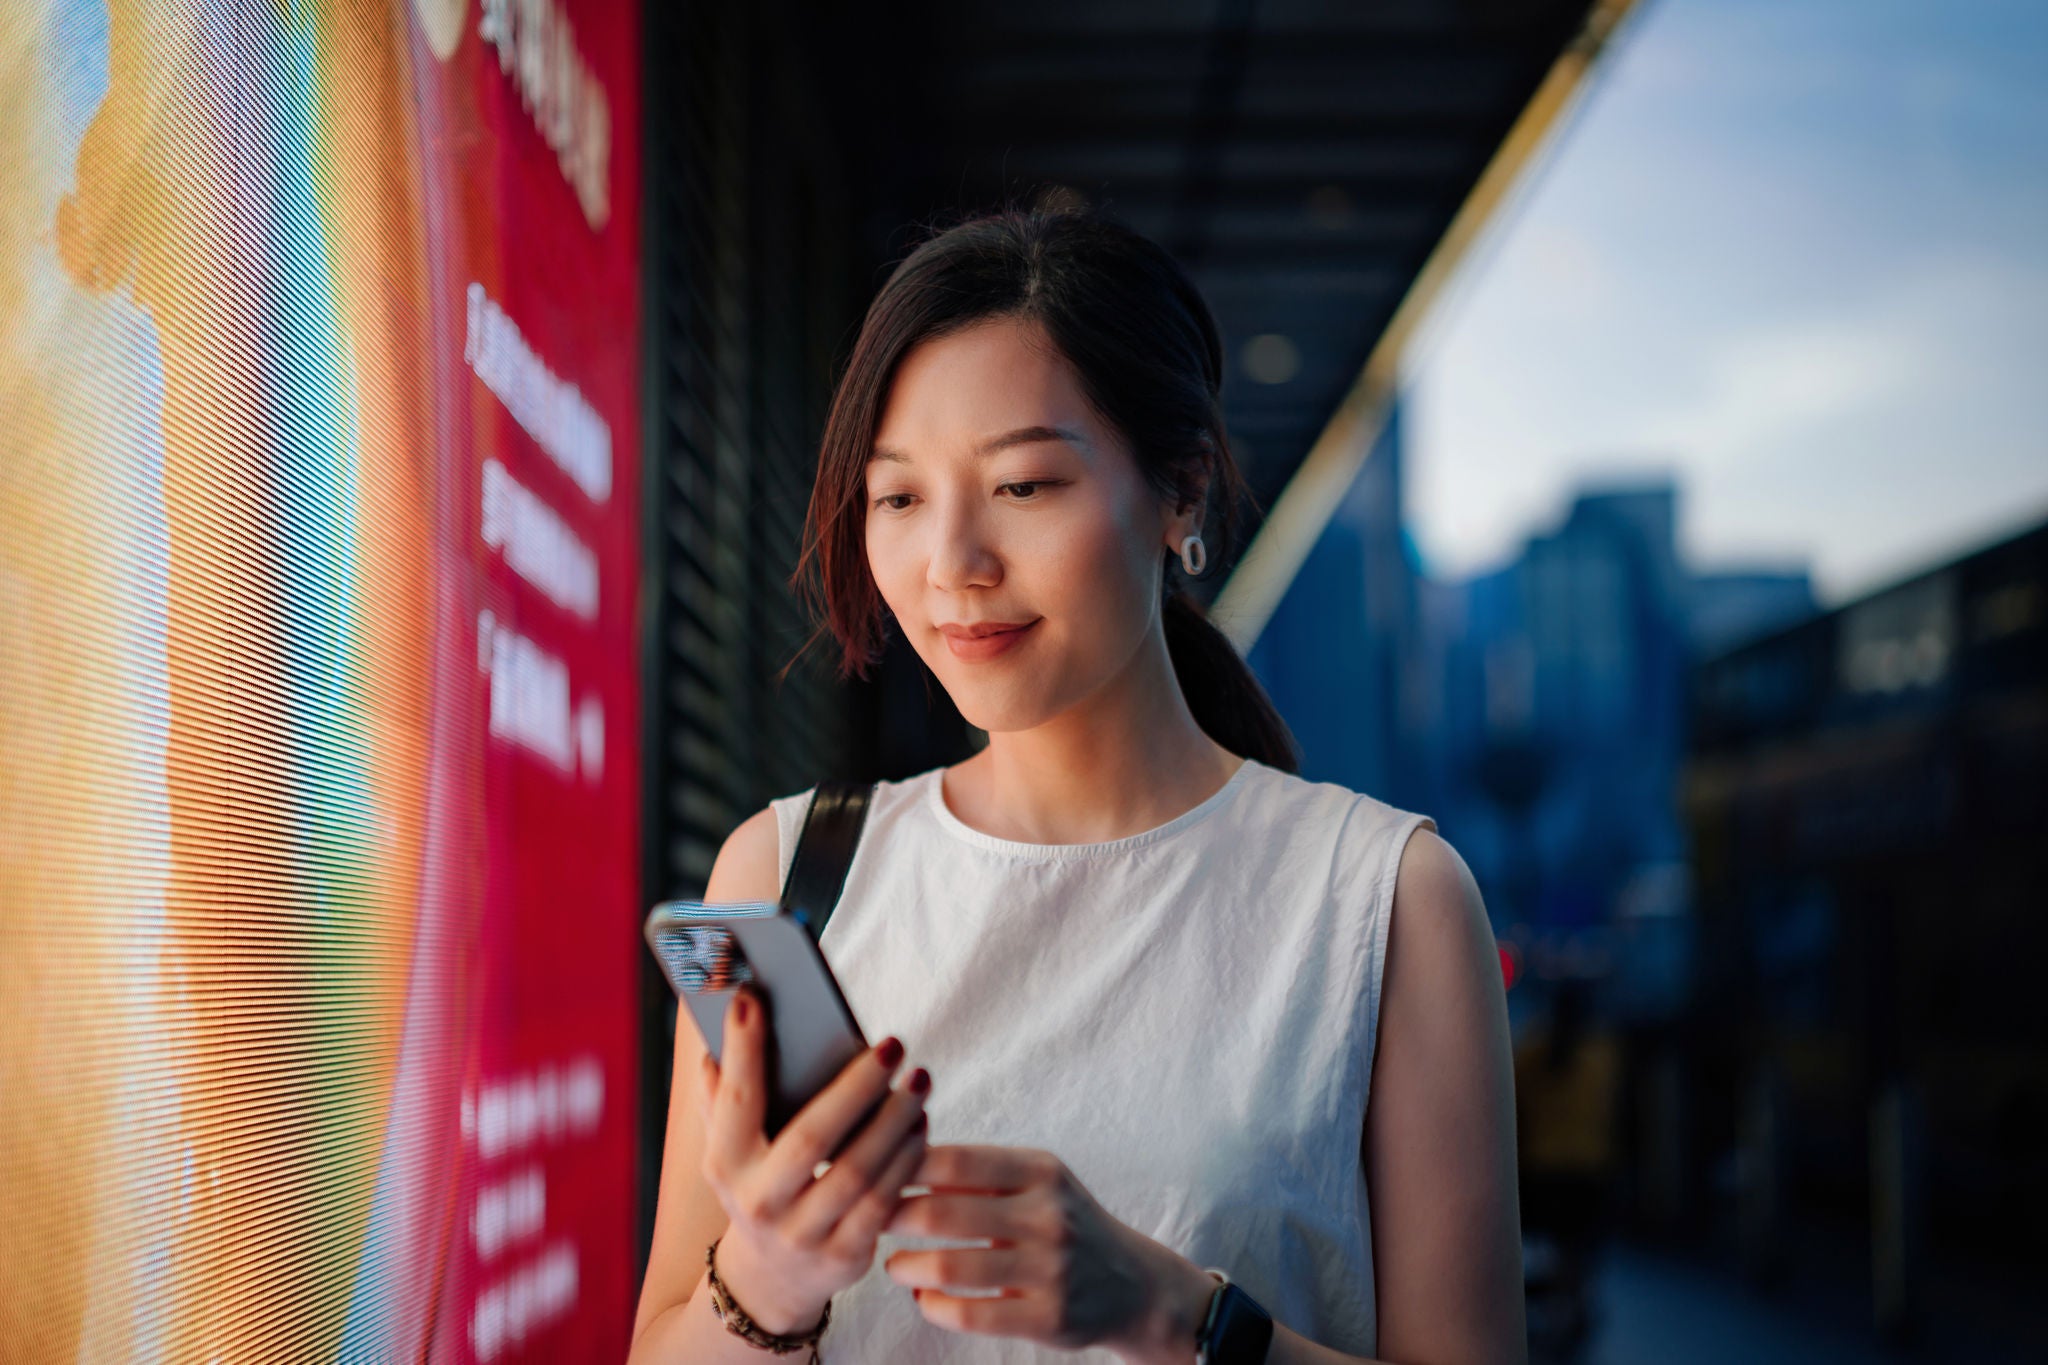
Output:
[693,984,932,1334]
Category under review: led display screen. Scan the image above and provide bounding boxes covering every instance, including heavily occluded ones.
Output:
[2,1,641,1358]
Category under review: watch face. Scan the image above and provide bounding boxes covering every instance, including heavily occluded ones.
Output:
[1206,1283,1275,1365]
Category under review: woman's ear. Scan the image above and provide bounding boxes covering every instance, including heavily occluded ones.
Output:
[1163,468,1211,551]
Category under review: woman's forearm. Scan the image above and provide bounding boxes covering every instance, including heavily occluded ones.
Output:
[1115,1252,1394,1365]
[1263,1322,1392,1365]
[626,1263,831,1365]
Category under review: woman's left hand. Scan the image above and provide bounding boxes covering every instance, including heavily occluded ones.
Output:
[882,1144,1218,1362]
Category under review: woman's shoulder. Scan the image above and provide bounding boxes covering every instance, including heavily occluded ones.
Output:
[1238,759,1433,840]
[705,805,783,903]
[1232,760,1441,899]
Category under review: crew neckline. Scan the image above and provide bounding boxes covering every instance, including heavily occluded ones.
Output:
[922,756,1261,860]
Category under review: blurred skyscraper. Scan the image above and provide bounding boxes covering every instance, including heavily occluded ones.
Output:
[1247,404,1424,813]
[1249,399,1815,1015]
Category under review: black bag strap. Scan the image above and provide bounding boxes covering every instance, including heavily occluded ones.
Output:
[778,779,876,939]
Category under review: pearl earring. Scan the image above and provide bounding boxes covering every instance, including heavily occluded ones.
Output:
[1178,533,1207,577]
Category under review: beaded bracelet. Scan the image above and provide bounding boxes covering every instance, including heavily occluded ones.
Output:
[704,1238,832,1362]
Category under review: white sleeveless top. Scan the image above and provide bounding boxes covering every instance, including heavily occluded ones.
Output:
[769,756,1435,1363]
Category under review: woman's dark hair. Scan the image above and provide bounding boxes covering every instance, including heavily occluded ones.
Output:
[788,205,1301,775]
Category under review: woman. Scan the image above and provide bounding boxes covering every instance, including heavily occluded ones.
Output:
[630,208,1523,1364]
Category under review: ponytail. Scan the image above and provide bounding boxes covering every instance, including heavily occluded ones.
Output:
[1163,588,1300,774]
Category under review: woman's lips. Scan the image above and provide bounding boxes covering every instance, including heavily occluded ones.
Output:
[940,619,1039,662]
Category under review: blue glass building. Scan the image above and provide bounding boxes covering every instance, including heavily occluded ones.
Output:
[1248,397,1814,1015]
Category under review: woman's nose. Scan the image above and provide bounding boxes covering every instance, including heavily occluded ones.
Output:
[926,499,1002,592]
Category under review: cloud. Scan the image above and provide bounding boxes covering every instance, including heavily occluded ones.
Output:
[1409,247,2048,595]
[1632,307,1924,469]
[1401,0,2048,597]
[1637,251,2048,463]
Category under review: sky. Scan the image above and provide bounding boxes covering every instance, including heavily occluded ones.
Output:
[1402,0,2048,605]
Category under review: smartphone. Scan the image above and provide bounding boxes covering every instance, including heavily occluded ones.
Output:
[643,898,869,1137]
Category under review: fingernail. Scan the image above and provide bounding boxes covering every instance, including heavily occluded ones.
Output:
[907,1067,930,1096]
[911,1110,929,1133]
[734,992,752,1025]
[876,1036,904,1068]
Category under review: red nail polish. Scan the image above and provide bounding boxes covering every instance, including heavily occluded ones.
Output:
[876,1036,904,1068]
[908,1067,930,1096]
[734,992,751,1025]
[911,1110,929,1133]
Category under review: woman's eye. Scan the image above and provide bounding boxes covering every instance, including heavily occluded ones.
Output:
[871,481,1058,511]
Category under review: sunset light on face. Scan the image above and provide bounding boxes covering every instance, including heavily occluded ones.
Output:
[865,318,1174,737]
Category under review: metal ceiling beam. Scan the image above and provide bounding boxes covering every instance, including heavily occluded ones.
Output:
[955,70,1523,122]
[945,31,1554,69]
[1167,0,1260,266]
[1209,0,1647,652]
[955,137,1478,182]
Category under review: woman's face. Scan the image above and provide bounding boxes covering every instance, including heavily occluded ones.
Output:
[864,315,1186,735]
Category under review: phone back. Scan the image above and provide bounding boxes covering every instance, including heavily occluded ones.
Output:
[646,902,867,1136]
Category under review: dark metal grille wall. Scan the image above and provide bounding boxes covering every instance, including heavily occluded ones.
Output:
[636,0,873,1268]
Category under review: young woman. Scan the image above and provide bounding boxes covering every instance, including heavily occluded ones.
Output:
[630,208,1523,1364]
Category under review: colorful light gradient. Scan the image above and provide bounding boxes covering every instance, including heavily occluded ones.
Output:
[1,1,641,1358]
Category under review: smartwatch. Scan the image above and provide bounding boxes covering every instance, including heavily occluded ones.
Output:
[1194,1269,1274,1365]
